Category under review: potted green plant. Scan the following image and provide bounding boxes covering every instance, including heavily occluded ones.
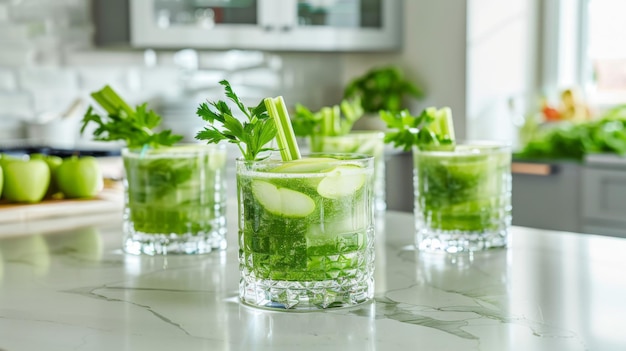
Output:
[343,65,424,129]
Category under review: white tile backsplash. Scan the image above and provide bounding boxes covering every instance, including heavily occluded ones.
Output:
[0,21,47,40]
[76,66,136,93]
[0,91,33,119]
[18,67,78,91]
[0,68,17,90]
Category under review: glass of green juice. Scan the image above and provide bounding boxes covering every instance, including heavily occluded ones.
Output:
[122,144,227,255]
[309,131,386,211]
[413,142,512,253]
[237,153,375,310]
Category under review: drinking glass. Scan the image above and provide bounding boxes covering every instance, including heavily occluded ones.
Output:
[122,144,227,255]
[413,142,512,253]
[237,153,375,310]
[309,131,386,211]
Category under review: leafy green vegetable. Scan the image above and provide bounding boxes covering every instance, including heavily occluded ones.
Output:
[515,105,626,161]
[81,85,183,149]
[382,107,455,151]
[292,98,363,137]
[195,80,277,161]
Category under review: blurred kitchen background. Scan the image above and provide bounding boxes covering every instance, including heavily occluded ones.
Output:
[1,0,625,235]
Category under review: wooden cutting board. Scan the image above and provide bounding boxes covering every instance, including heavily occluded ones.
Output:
[0,185,123,224]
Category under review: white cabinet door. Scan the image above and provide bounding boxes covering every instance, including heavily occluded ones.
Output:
[276,0,402,51]
[130,0,279,50]
[130,0,401,51]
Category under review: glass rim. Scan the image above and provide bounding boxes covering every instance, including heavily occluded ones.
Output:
[122,142,226,156]
[308,130,385,138]
[236,152,373,163]
[412,140,511,155]
[122,142,226,152]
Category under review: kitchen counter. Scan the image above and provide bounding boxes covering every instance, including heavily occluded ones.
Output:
[1,201,625,350]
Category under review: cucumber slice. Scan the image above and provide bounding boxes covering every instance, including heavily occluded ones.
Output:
[317,165,366,199]
[270,157,337,174]
[251,180,315,217]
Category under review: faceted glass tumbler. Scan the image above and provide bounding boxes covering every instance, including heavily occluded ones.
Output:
[122,144,227,255]
[237,153,375,310]
[413,143,512,253]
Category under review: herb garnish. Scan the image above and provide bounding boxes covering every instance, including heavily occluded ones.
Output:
[81,85,183,149]
[382,107,455,151]
[195,80,278,161]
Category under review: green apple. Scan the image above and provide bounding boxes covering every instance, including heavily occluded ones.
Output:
[56,156,104,198]
[30,154,63,198]
[2,158,50,203]
[0,154,17,199]
[0,165,3,199]
[0,153,18,169]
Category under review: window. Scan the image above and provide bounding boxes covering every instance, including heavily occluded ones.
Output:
[584,0,626,107]
[543,0,626,110]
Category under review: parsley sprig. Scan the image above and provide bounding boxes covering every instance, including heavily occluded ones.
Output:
[195,80,278,161]
[81,85,183,149]
[382,107,456,151]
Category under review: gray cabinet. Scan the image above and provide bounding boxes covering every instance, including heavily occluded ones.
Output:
[511,161,582,233]
[511,155,626,238]
[581,155,626,238]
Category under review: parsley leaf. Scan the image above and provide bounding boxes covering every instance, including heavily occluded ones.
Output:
[195,80,277,160]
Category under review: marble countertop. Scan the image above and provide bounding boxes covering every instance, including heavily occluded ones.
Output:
[1,202,625,351]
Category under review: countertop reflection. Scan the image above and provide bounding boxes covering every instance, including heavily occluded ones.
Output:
[0,202,625,351]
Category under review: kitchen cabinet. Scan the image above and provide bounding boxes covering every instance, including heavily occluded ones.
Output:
[511,161,582,233]
[511,155,626,238]
[129,0,402,51]
[581,154,626,238]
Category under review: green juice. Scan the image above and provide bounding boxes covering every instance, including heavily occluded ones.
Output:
[309,131,386,211]
[122,144,227,255]
[237,154,374,309]
[413,144,512,252]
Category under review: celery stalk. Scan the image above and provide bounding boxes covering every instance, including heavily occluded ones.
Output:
[436,107,455,143]
[91,85,135,117]
[321,107,333,136]
[265,96,301,161]
[331,105,341,135]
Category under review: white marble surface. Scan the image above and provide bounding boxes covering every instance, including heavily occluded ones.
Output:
[1,202,625,351]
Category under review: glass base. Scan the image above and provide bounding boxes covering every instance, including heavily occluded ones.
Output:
[123,218,227,255]
[416,227,508,253]
[239,274,374,311]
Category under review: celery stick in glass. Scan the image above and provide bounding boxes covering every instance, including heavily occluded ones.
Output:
[197,86,375,310]
[82,85,228,255]
[384,107,512,252]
